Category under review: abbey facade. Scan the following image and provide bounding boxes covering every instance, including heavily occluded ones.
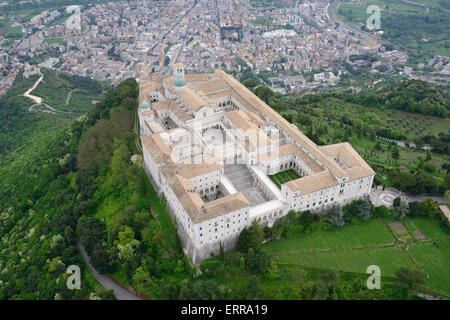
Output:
[138,65,375,265]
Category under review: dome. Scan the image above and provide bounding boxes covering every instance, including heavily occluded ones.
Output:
[141,100,150,110]
[173,76,187,87]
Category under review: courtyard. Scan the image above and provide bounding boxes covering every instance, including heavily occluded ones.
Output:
[269,169,301,189]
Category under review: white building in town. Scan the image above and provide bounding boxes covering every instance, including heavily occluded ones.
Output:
[138,64,375,264]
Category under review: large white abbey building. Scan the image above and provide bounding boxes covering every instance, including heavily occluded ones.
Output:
[138,65,375,264]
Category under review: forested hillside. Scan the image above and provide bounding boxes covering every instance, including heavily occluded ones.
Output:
[0,72,111,299]
[346,80,449,118]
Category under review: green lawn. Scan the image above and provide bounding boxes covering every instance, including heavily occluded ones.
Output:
[408,242,450,296]
[403,216,449,241]
[261,216,450,295]
[269,169,301,189]
[263,219,414,277]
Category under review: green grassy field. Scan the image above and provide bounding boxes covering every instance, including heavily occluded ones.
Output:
[269,169,301,189]
[197,214,449,298]
[258,216,450,296]
[408,242,450,296]
[263,219,411,277]
[404,216,449,240]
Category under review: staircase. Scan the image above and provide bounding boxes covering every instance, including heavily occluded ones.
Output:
[224,164,254,191]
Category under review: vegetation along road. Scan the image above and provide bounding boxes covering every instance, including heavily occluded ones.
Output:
[77,242,141,300]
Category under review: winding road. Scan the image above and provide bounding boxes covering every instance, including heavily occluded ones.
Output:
[23,73,83,115]
[77,242,142,300]
[399,0,429,13]
[23,74,44,104]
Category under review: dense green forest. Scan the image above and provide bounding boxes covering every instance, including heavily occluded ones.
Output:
[346,80,450,118]
[0,72,111,299]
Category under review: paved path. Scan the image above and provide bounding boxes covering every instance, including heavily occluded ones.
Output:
[399,0,429,13]
[28,103,57,114]
[328,0,380,42]
[23,74,44,104]
[370,187,446,208]
[77,242,142,300]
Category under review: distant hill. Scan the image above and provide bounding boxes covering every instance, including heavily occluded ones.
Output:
[346,80,449,118]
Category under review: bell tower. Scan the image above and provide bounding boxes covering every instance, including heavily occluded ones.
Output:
[173,63,185,78]
[172,62,187,88]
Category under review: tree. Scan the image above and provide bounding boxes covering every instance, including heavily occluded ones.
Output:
[77,216,106,255]
[374,205,389,218]
[318,269,339,288]
[133,265,153,293]
[298,114,312,128]
[243,79,258,88]
[245,275,262,299]
[421,197,439,218]
[299,210,314,231]
[392,201,409,220]
[356,199,373,221]
[114,226,140,262]
[262,225,273,240]
[237,220,263,253]
[328,206,346,227]
[219,242,225,263]
[267,258,279,279]
[393,197,401,207]
[445,190,450,205]
[163,56,170,66]
[110,142,130,190]
[395,268,426,296]
[391,171,416,194]
[91,243,111,274]
[391,147,400,160]
[246,250,271,274]
[254,86,274,104]
[98,289,116,300]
